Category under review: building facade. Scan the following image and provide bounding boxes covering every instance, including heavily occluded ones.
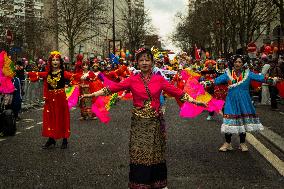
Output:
[0,0,45,57]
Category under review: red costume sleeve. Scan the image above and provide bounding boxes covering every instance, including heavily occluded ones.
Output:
[64,71,74,80]
[87,71,96,80]
[70,73,82,85]
[28,71,48,82]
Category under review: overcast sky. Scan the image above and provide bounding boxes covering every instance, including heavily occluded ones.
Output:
[144,0,188,52]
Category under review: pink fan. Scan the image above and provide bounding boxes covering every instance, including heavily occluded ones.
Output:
[92,96,110,124]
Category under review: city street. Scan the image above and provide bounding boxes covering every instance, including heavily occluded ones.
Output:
[1,0,284,188]
[0,100,283,189]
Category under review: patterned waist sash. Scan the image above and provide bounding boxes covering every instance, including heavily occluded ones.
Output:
[132,107,158,118]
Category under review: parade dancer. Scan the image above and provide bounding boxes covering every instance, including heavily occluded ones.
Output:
[214,55,268,152]
[103,64,120,82]
[74,54,83,74]
[82,48,206,189]
[28,51,74,149]
[201,59,217,120]
[213,58,228,106]
[78,60,97,120]
[172,65,186,88]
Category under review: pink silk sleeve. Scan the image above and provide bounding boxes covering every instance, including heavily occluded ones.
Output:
[108,77,131,93]
[161,77,184,98]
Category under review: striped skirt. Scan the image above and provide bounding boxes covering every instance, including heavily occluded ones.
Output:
[128,114,167,189]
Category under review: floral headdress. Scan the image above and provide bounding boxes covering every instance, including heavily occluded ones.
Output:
[135,48,146,57]
[50,51,61,58]
[228,54,249,69]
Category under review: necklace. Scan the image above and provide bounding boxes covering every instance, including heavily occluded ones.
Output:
[52,69,61,75]
[140,72,152,84]
[47,70,61,88]
[231,70,244,84]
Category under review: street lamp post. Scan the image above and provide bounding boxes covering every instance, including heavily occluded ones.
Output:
[112,0,115,54]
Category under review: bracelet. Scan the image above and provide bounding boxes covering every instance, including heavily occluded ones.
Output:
[102,87,112,96]
[180,93,195,103]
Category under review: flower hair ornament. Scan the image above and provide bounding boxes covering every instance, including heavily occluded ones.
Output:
[135,48,146,57]
[50,51,61,58]
[228,54,248,68]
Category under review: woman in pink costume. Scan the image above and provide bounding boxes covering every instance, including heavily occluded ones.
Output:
[83,48,206,189]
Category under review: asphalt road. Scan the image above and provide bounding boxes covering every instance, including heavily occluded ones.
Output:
[0,100,283,189]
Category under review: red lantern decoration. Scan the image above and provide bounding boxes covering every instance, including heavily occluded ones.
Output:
[247,43,257,53]
[264,45,272,54]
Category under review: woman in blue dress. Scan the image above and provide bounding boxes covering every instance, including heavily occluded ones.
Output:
[214,55,267,152]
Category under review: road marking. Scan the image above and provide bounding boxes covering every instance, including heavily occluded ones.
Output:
[247,133,284,177]
[16,132,21,135]
[0,139,6,142]
[260,126,284,153]
[22,119,34,123]
[37,122,43,125]
[25,126,34,130]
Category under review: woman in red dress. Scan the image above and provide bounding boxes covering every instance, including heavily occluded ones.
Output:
[28,51,74,149]
[214,58,228,101]
[171,65,186,90]
[78,61,104,120]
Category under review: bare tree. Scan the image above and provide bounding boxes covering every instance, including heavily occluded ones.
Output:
[121,2,154,54]
[47,0,105,62]
[273,0,284,27]
[172,0,277,56]
[0,0,45,59]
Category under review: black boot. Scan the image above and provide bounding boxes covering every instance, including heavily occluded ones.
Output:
[61,138,68,149]
[42,138,56,149]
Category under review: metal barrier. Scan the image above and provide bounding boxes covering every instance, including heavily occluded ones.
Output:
[21,77,44,110]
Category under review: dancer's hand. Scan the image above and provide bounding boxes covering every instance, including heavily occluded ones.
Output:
[195,101,208,107]
[81,94,91,98]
